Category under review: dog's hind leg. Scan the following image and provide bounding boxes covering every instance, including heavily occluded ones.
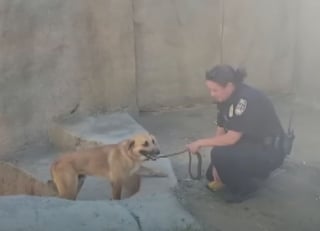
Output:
[59,173,78,200]
[52,169,79,200]
[76,174,86,195]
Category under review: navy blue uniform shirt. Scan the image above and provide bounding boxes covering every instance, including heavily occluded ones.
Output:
[216,83,284,144]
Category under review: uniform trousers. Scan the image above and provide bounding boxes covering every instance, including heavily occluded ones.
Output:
[206,140,284,194]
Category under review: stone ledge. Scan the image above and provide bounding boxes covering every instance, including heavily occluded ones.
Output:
[0,195,202,231]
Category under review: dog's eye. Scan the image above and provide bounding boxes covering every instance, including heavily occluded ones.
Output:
[143,141,149,147]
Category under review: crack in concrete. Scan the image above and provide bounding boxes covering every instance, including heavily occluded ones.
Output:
[127,209,143,231]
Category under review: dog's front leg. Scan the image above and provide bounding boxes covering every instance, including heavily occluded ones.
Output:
[111,181,122,200]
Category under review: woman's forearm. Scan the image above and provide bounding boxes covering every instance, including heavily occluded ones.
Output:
[198,130,242,148]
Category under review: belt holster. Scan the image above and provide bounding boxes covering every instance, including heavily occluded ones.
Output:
[263,130,295,156]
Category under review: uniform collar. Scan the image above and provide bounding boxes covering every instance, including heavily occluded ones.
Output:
[219,83,244,107]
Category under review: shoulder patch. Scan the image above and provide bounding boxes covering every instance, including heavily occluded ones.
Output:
[229,104,234,117]
[235,98,247,116]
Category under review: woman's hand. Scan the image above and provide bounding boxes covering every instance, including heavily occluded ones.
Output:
[186,140,202,154]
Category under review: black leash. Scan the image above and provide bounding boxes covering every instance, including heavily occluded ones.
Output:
[154,149,188,158]
[146,149,202,180]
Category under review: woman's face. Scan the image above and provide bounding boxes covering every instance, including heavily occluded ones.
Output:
[205,80,235,103]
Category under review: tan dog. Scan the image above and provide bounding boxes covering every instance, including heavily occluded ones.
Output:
[49,133,160,200]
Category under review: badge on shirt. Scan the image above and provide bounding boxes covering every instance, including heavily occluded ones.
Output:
[229,104,234,118]
[235,98,247,116]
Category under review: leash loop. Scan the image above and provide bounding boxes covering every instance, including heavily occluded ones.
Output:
[147,149,202,180]
[188,151,202,180]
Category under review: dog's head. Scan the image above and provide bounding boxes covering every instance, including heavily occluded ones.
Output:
[127,133,160,160]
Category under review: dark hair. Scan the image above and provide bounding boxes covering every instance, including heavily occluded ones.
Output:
[205,64,247,87]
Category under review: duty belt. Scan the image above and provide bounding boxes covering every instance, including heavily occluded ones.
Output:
[263,133,294,156]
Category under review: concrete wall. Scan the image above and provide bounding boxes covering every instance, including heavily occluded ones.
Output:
[294,0,320,109]
[221,0,297,92]
[134,0,297,110]
[133,0,221,109]
[0,0,136,152]
[0,0,312,151]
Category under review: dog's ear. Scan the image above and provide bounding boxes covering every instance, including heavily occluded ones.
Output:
[128,140,135,150]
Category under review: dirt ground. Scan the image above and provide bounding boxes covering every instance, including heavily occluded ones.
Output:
[136,97,320,231]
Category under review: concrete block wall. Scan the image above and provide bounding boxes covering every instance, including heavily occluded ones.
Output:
[133,0,222,109]
[0,0,136,152]
[293,0,320,109]
[134,0,298,110]
[0,0,314,152]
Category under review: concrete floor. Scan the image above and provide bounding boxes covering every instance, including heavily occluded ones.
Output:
[2,96,320,231]
[136,97,320,231]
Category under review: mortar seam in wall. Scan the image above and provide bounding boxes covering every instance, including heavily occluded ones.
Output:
[131,0,140,112]
[219,0,225,64]
[291,0,302,97]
